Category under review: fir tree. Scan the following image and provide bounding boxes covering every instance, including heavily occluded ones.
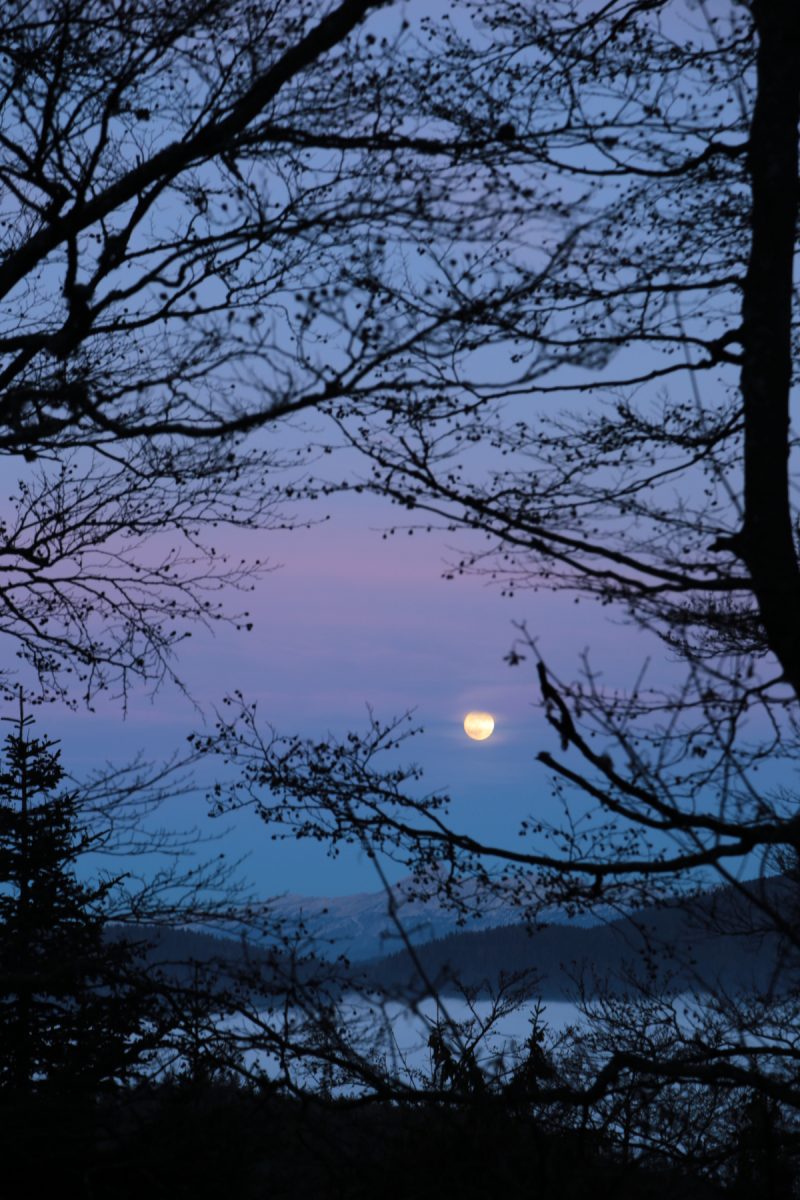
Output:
[0,700,154,1094]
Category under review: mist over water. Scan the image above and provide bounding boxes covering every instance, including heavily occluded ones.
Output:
[215,991,706,1095]
[216,995,583,1091]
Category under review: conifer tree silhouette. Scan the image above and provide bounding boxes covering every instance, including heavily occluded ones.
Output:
[0,697,152,1094]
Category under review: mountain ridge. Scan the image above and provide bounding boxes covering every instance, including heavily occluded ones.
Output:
[364,873,798,999]
[261,871,609,960]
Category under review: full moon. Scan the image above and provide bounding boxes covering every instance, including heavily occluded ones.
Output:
[463,711,495,741]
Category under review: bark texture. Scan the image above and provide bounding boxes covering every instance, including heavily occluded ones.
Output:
[740,0,800,692]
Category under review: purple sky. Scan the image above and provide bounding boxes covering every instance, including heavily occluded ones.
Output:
[9,0,726,900]
[46,484,662,897]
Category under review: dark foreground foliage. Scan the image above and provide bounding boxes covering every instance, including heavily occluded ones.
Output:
[0,1082,737,1200]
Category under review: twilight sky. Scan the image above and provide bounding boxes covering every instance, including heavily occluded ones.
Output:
[7,0,737,901]
[45,479,663,898]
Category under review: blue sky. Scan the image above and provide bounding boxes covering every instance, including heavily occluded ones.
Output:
[42,479,667,897]
[3,0,750,902]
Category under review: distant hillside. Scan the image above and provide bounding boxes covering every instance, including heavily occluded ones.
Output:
[105,924,273,983]
[104,876,799,1002]
[367,875,799,999]
[105,924,349,997]
[261,871,612,961]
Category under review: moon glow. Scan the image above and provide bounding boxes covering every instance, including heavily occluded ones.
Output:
[463,711,495,741]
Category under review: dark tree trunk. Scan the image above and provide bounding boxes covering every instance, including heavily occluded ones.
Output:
[740,0,800,693]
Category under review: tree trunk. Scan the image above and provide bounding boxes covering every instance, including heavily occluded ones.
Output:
[740,0,800,693]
